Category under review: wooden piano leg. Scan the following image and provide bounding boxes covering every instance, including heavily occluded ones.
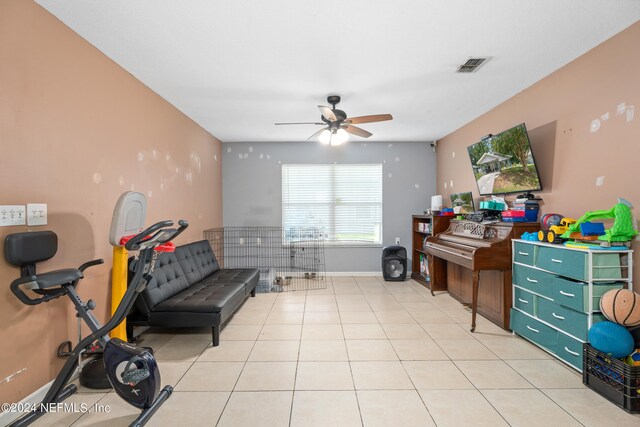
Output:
[470,270,479,332]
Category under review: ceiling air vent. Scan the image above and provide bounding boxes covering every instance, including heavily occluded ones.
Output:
[456,57,489,73]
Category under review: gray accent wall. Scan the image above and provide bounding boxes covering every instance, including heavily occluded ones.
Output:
[222,141,436,272]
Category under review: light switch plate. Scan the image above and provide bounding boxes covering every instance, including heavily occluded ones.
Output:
[27,203,47,226]
[0,205,26,226]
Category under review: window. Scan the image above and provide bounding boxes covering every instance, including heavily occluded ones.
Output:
[282,164,382,246]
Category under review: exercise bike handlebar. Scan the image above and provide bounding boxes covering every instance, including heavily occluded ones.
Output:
[79,259,105,272]
[124,220,189,251]
[67,220,189,363]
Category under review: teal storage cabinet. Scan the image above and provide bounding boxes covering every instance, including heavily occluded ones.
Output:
[511,240,632,371]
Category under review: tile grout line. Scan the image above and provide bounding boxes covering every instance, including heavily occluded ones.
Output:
[216,289,276,425]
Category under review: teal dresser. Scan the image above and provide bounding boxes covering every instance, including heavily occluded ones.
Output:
[510,240,633,371]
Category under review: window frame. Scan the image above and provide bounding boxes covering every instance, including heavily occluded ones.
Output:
[281,163,383,247]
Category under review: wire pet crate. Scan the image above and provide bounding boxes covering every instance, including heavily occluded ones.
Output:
[203,227,326,292]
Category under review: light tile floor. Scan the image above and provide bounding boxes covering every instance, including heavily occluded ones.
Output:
[30,276,640,426]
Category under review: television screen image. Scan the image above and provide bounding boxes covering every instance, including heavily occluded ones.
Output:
[450,192,474,214]
[467,123,542,196]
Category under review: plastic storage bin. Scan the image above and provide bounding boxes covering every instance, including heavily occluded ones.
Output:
[583,343,640,413]
[502,210,526,222]
[480,201,495,210]
[524,208,539,221]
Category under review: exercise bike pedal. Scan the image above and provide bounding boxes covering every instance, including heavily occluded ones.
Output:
[122,367,150,386]
[57,341,73,358]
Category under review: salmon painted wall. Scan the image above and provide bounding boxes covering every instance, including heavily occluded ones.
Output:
[0,1,222,404]
[436,22,640,291]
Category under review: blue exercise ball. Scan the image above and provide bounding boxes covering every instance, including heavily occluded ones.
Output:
[588,321,635,358]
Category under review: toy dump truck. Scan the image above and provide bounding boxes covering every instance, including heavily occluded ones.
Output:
[538,217,577,244]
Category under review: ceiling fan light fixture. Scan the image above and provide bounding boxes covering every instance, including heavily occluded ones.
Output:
[278,95,393,142]
[331,128,349,146]
[318,129,331,144]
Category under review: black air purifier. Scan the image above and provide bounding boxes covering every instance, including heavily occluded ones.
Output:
[381,245,407,281]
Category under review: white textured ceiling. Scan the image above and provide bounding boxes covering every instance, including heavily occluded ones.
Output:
[36,0,640,142]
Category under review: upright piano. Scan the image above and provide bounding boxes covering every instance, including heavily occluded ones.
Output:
[425,220,539,332]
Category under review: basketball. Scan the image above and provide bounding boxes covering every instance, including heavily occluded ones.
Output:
[599,289,640,327]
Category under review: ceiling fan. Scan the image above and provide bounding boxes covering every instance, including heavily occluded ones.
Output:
[275,95,393,145]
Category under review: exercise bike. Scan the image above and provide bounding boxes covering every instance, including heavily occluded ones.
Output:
[5,219,188,427]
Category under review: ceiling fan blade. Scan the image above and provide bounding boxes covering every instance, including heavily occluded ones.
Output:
[307,127,328,141]
[344,125,372,138]
[275,122,325,125]
[345,114,393,125]
[318,106,337,122]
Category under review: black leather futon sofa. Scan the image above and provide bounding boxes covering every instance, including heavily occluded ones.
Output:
[126,240,259,346]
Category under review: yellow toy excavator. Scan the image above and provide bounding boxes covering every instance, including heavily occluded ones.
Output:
[560,198,638,247]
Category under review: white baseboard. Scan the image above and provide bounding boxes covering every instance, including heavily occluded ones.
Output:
[325,272,381,276]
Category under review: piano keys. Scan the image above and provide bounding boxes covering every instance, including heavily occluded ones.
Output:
[425,220,539,332]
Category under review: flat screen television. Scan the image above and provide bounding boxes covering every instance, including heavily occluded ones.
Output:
[467,123,542,196]
[450,192,474,214]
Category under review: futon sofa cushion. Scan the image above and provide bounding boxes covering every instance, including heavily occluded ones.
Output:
[128,239,258,346]
[203,268,260,297]
[136,252,190,315]
[175,240,220,280]
[154,281,246,314]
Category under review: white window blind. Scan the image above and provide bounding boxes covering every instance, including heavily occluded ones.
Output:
[282,164,383,246]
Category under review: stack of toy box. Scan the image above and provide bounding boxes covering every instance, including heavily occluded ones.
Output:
[511,200,540,222]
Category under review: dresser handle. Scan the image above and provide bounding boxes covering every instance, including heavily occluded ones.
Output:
[551,259,563,263]
[526,277,538,283]
[518,251,529,256]
[552,312,565,320]
[559,290,575,297]
[518,298,529,304]
[564,346,580,356]
[526,325,540,333]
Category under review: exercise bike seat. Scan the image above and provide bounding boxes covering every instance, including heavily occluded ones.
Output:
[30,269,83,289]
[6,231,103,305]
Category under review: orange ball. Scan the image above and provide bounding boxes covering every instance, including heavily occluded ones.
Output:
[600,289,640,327]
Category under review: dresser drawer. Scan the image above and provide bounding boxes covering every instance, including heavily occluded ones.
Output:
[551,277,624,313]
[513,265,554,298]
[536,245,586,280]
[592,253,623,279]
[537,298,605,341]
[510,310,557,349]
[514,242,536,266]
[555,332,583,370]
[513,286,535,316]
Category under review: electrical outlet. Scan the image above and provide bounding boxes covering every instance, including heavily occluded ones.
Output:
[0,205,26,226]
[395,237,400,245]
[27,203,47,226]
